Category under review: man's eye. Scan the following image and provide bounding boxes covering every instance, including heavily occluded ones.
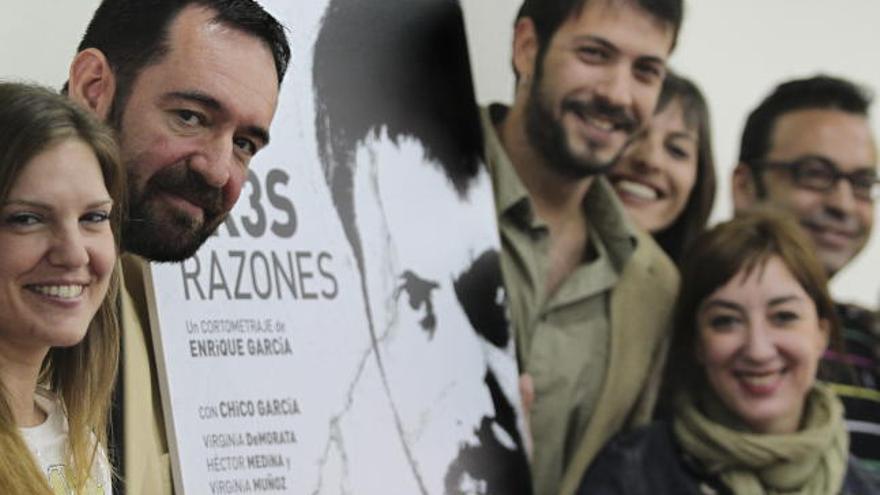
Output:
[634,63,663,84]
[794,159,835,180]
[175,110,204,127]
[234,137,258,157]
[850,173,878,190]
[577,46,608,62]
[800,166,832,180]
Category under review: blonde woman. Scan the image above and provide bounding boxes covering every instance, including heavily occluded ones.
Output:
[0,82,124,493]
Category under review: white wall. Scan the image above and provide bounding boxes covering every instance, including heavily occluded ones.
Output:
[0,1,101,87]
[462,0,880,309]
[3,1,878,308]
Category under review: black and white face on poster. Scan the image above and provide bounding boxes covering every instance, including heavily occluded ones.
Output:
[148,1,531,493]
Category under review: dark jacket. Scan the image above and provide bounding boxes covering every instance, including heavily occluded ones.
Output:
[577,422,880,495]
[820,303,880,467]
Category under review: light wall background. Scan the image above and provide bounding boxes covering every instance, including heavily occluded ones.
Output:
[2,1,878,308]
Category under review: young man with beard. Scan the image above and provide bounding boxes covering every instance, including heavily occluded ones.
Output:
[65,1,290,493]
[732,75,880,472]
[480,0,683,493]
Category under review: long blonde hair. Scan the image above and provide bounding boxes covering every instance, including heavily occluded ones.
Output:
[0,82,124,493]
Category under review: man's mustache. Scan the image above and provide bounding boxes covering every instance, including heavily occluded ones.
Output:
[147,165,225,219]
[562,98,638,134]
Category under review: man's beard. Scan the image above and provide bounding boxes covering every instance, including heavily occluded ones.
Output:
[110,96,227,262]
[122,163,227,262]
[524,63,637,179]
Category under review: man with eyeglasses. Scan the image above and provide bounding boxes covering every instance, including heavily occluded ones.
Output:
[733,74,880,471]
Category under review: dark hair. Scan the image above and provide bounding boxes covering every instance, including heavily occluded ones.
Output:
[75,0,290,120]
[313,0,484,271]
[739,75,873,165]
[516,0,684,58]
[665,209,841,398]
[652,71,716,262]
[313,0,485,328]
[0,82,124,494]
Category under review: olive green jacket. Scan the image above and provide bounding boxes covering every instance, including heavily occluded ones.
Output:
[556,225,678,495]
[481,106,680,495]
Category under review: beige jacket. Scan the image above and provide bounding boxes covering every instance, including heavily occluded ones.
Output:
[557,226,678,495]
[119,254,174,494]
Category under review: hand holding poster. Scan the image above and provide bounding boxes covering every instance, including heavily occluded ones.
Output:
[147,1,532,493]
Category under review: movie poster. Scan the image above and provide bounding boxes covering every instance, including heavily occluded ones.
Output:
[147,1,532,493]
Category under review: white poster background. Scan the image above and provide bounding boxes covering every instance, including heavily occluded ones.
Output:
[148,1,528,494]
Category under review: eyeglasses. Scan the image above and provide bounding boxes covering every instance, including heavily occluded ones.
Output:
[750,156,880,202]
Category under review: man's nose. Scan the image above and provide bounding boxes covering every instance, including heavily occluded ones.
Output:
[189,134,234,189]
[594,63,634,111]
[824,177,858,218]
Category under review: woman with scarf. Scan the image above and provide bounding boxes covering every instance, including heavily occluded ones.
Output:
[577,210,879,494]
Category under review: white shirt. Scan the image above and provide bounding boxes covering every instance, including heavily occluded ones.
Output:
[19,390,113,495]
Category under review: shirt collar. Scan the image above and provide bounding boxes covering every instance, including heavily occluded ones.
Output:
[585,176,638,271]
[481,103,638,268]
[481,104,540,227]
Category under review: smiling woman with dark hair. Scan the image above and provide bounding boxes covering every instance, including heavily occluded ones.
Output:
[578,210,880,494]
[608,71,716,262]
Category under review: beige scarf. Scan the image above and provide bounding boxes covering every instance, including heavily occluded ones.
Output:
[673,384,848,494]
